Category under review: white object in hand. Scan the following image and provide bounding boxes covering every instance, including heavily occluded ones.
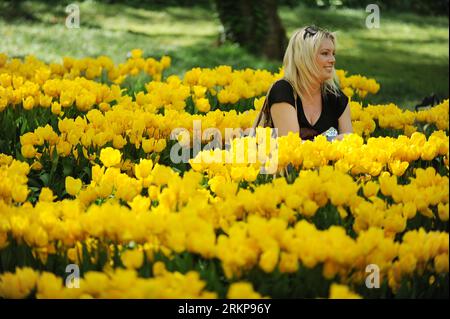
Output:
[322,127,338,141]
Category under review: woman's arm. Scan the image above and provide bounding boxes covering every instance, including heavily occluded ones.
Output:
[270,102,300,136]
[336,103,353,140]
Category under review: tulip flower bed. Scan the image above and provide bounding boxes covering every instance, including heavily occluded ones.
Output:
[0,50,448,299]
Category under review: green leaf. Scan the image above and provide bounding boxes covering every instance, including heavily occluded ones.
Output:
[40,173,50,186]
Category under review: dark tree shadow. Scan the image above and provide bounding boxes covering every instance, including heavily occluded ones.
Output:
[0,0,39,21]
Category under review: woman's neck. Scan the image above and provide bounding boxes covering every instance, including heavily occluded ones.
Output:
[309,81,322,95]
[302,82,321,99]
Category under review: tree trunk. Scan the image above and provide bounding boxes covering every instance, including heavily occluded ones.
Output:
[215,0,288,61]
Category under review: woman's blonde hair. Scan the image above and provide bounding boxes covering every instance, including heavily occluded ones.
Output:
[282,26,340,101]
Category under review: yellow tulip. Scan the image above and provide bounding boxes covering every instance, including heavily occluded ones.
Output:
[227,282,264,299]
[22,96,34,110]
[195,97,211,113]
[142,138,155,153]
[12,185,28,203]
[65,176,82,196]
[121,249,144,270]
[329,284,361,299]
[99,147,121,167]
[154,139,167,153]
[39,187,56,202]
[51,101,61,115]
[21,144,37,159]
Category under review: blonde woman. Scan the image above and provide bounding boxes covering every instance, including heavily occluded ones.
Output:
[268,25,353,141]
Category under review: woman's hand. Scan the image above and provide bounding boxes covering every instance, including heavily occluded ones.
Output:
[335,133,351,141]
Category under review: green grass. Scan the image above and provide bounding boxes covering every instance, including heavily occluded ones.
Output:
[1,1,448,109]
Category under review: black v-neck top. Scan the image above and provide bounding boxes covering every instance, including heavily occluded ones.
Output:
[267,79,349,140]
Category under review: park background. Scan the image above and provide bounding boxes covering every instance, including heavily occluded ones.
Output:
[1,0,449,109]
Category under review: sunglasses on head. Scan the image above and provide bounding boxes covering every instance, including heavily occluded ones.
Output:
[303,25,320,40]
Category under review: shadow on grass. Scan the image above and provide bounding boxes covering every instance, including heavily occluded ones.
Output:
[282,5,449,32]
[338,52,449,107]
[380,9,449,28]
[282,6,367,31]
[0,0,215,22]
[347,34,449,62]
[337,33,448,107]
[159,42,282,75]
[372,38,449,45]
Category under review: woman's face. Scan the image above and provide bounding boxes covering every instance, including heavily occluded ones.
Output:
[316,38,336,82]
